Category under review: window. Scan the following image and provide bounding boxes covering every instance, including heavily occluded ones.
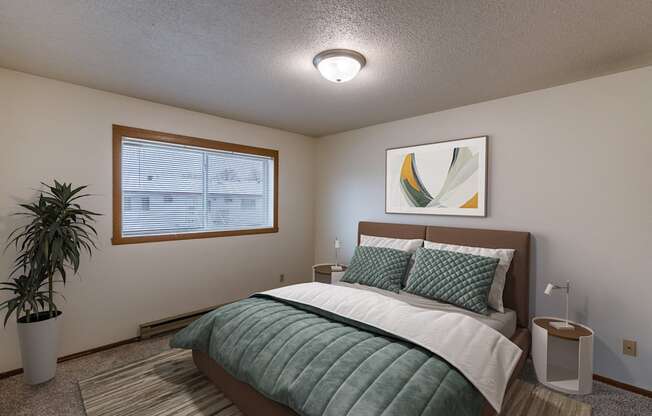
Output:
[112,125,278,244]
[241,198,256,210]
[141,197,150,211]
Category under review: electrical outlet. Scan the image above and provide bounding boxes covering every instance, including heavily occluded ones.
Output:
[279,274,285,283]
[623,339,637,357]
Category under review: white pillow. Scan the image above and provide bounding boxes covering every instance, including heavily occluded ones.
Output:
[360,235,423,253]
[424,241,515,313]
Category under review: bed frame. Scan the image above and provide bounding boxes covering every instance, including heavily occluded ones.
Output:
[193,221,531,416]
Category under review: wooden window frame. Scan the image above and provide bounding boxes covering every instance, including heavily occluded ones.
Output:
[112,125,279,245]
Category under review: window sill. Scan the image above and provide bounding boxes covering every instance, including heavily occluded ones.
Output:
[111,226,278,245]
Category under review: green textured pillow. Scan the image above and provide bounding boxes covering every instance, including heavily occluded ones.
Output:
[341,246,411,293]
[404,247,499,314]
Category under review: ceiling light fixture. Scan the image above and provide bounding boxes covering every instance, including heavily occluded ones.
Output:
[313,49,366,83]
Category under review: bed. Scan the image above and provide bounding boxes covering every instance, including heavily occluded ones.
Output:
[173,221,531,416]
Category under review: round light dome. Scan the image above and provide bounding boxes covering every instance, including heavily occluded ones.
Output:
[313,49,366,83]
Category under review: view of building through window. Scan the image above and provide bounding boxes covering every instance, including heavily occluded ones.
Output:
[121,137,274,237]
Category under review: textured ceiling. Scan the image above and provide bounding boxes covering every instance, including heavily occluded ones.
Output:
[1,1,652,137]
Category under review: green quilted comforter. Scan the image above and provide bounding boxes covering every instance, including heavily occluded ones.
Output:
[171,295,483,416]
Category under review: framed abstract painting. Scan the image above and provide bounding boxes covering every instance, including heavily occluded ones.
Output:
[385,136,487,216]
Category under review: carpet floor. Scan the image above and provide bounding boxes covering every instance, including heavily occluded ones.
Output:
[1,334,650,416]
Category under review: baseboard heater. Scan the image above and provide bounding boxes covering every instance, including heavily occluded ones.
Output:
[139,302,230,339]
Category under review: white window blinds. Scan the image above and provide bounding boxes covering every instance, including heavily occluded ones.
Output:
[121,137,274,237]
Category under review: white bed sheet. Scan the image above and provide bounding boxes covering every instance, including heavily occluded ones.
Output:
[335,281,517,338]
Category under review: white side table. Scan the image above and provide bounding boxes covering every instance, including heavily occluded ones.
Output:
[532,317,594,395]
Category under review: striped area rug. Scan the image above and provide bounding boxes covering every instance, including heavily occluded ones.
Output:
[79,349,241,416]
[501,380,592,416]
[79,349,590,416]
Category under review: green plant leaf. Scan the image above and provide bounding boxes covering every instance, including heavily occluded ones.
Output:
[2,181,100,324]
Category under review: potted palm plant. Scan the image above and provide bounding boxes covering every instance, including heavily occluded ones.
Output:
[0,181,99,384]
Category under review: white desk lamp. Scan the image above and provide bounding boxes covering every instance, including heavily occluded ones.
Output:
[544,281,574,330]
[331,238,343,271]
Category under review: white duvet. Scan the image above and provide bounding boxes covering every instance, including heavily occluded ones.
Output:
[260,282,522,413]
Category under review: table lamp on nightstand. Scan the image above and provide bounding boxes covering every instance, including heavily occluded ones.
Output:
[331,238,343,271]
[544,280,575,330]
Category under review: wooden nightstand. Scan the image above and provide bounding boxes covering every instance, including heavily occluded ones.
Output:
[532,317,594,395]
[312,264,348,284]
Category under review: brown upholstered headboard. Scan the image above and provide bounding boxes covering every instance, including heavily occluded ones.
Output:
[358,221,530,328]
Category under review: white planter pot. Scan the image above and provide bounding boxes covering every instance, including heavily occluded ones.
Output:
[17,312,62,385]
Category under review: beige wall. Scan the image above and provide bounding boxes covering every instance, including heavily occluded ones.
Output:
[314,66,652,389]
[0,68,316,373]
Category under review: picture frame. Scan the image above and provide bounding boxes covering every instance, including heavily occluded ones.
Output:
[385,136,487,216]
